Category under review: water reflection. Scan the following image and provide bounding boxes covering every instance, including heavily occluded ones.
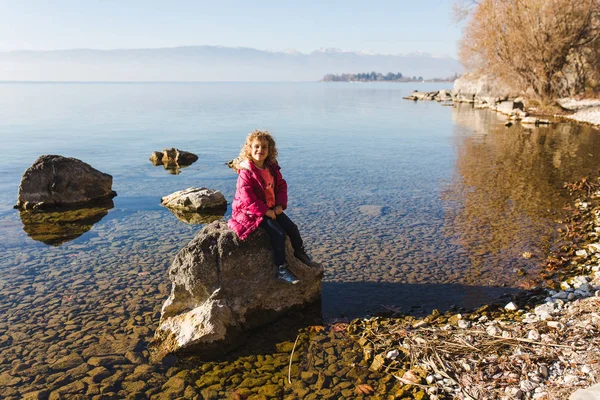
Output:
[18,200,114,246]
[166,208,226,225]
[443,104,600,287]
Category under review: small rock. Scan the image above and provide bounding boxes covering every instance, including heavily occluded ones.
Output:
[520,380,538,392]
[486,325,500,336]
[527,330,540,341]
[412,320,429,329]
[547,321,564,329]
[521,116,538,124]
[552,291,568,300]
[386,349,399,360]
[564,375,579,384]
[505,302,518,311]
[458,320,470,329]
[576,250,588,257]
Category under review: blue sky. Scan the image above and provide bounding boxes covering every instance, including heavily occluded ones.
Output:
[0,0,463,57]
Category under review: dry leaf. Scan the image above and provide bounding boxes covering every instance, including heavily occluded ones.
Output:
[355,383,375,395]
[309,325,325,333]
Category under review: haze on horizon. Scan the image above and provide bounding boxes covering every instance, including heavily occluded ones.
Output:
[0,0,464,81]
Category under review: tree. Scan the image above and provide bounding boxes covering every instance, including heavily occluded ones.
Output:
[458,0,600,100]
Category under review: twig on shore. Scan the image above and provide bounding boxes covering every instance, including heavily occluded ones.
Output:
[288,334,301,385]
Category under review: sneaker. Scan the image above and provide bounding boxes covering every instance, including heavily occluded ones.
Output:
[294,247,312,264]
[277,264,300,285]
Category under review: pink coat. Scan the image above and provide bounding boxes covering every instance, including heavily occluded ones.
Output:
[228,159,288,240]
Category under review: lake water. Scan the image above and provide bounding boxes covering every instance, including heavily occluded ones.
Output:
[1,82,600,397]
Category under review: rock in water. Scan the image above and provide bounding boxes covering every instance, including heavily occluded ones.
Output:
[161,187,227,212]
[151,221,323,359]
[149,148,198,167]
[15,155,116,209]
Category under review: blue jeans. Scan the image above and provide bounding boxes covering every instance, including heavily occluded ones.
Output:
[260,212,304,266]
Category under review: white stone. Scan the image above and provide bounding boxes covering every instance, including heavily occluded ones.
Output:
[458,320,470,329]
[588,243,600,253]
[520,380,538,392]
[561,281,572,290]
[547,321,564,329]
[486,325,500,336]
[521,116,538,124]
[535,303,558,320]
[569,382,600,400]
[527,330,540,341]
[505,302,518,311]
[564,375,580,384]
[576,249,588,257]
[386,349,399,359]
[426,375,435,384]
[582,365,592,374]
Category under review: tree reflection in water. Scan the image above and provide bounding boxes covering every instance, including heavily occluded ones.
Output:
[442,104,600,287]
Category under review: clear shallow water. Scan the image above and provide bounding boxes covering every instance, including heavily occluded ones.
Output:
[2,82,600,398]
[2,83,600,318]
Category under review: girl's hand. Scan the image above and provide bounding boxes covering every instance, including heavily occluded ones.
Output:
[265,209,276,219]
[274,205,283,215]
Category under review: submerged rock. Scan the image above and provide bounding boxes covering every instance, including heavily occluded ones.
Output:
[15,155,116,210]
[151,221,323,360]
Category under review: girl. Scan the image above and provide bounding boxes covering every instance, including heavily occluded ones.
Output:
[228,130,311,284]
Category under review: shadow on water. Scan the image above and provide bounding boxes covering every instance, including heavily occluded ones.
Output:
[18,199,114,246]
[175,280,522,363]
[322,281,523,320]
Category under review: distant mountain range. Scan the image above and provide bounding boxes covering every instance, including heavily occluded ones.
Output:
[0,46,463,82]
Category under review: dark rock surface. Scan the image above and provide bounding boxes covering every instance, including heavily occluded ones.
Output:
[15,155,116,210]
[151,221,323,360]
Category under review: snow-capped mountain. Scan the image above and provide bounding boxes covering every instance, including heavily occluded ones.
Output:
[0,45,462,81]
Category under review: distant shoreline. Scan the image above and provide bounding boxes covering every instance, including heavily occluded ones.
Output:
[0,80,456,84]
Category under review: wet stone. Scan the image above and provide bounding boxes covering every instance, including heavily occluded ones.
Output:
[50,354,84,371]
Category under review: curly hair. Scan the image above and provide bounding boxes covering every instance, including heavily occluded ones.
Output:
[238,129,278,164]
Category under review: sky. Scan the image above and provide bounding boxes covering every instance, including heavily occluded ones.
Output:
[0,0,464,57]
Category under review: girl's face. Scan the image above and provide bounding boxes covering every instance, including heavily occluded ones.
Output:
[250,139,269,165]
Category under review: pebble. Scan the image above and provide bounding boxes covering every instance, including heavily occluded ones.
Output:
[504,302,518,311]
[458,320,470,329]
[527,330,540,341]
[547,321,564,329]
[564,375,580,384]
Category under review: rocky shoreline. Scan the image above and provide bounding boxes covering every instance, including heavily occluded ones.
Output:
[347,175,600,399]
[406,73,600,128]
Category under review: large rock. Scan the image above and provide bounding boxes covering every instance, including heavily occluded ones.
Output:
[15,155,116,210]
[151,221,323,359]
[452,73,515,104]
